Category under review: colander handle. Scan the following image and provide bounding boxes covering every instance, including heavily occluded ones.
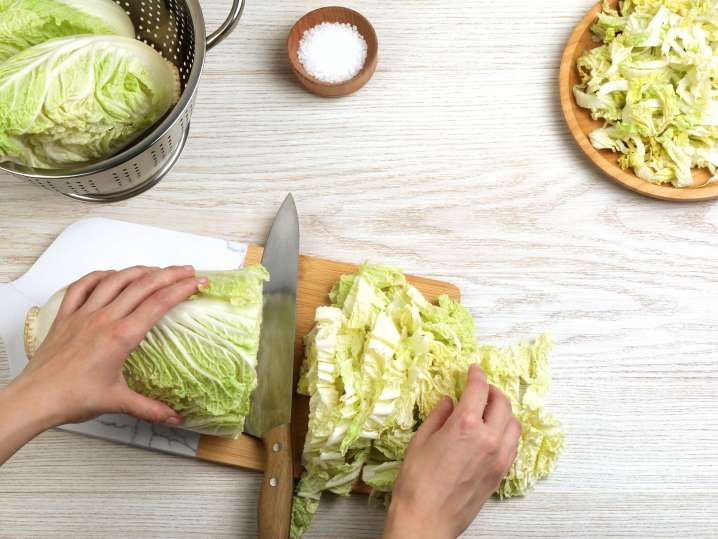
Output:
[206,0,245,51]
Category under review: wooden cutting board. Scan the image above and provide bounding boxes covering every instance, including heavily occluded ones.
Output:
[195,244,461,485]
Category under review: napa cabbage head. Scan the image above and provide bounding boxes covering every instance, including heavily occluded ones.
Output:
[0,34,179,169]
[25,265,270,438]
[574,0,718,187]
[290,264,564,538]
[0,0,135,62]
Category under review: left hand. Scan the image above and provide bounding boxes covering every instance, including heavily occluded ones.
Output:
[0,265,205,466]
[19,265,205,426]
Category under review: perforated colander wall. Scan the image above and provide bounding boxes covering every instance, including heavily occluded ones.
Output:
[5,0,213,201]
[114,0,196,90]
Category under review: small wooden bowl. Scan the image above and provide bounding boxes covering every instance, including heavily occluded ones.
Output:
[560,0,718,201]
[288,6,378,98]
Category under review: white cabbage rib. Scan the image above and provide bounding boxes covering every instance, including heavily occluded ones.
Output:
[290,264,564,538]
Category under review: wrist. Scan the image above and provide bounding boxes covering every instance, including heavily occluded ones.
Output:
[4,374,64,432]
[384,498,451,539]
[0,375,64,465]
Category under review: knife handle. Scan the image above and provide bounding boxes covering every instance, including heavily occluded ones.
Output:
[259,423,293,539]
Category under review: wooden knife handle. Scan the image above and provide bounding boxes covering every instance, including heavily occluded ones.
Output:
[258,423,294,539]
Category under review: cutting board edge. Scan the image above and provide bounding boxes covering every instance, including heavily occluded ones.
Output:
[243,244,461,299]
[195,246,461,493]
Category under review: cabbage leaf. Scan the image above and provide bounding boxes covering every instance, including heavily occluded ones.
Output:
[0,35,179,169]
[290,264,564,538]
[123,265,269,438]
[0,0,135,62]
[26,265,270,438]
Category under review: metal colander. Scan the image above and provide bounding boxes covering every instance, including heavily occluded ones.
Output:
[0,0,244,202]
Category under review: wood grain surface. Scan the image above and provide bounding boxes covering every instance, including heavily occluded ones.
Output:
[2,0,718,537]
[195,244,459,485]
[559,0,718,201]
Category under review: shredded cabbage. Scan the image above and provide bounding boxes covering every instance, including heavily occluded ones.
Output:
[574,0,718,187]
[290,264,564,538]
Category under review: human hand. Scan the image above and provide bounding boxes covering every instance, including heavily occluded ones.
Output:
[383,364,521,539]
[14,265,204,427]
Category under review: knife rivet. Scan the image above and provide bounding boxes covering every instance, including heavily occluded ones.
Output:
[272,442,282,452]
[270,477,278,487]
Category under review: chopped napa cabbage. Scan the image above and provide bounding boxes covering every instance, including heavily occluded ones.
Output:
[26,265,269,438]
[0,0,135,62]
[290,264,564,538]
[0,35,179,169]
[574,0,718,187]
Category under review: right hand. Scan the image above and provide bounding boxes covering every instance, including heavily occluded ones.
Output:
[383,364,521,539]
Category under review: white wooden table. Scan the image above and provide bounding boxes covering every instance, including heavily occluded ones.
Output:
[2,0,718,537]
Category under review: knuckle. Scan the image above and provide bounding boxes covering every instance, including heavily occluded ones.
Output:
[154,269,178,286]
[481,431,501,454]
[146,409,164,423]
[111,320,137,346]
[69,272,100,292]
[137,271,163,288]
[152,287,175,305]
[89,309,111,327]
[127,265,151,277]
[65,283,82,297]
[459,411,481,433]
[141,403,169,424]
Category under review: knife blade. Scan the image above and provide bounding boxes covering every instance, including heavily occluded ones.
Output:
[245,193,299,539]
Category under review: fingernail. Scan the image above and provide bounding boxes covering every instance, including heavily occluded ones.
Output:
[197,277,209,285]
[165,415,182,427]
[471,364,485,378]
[183,265,194,272]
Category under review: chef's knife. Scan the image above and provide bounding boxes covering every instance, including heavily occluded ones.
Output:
[244,193,299,539]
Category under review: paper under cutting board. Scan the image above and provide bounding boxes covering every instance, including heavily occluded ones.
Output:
[0,218,460,487]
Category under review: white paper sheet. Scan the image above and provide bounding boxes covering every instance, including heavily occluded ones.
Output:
[0,218,249,458]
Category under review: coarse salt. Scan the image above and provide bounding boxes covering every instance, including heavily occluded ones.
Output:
[297,22,368,84]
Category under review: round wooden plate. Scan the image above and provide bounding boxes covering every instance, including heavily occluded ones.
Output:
[559,0,718,201]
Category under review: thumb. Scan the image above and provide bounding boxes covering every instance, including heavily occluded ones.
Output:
[410,396,454,447]
[120,389,182,426]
